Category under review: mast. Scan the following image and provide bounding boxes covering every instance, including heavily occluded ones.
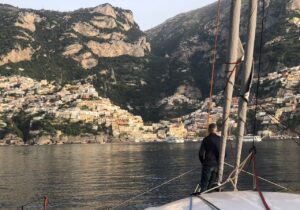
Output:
[218,0,242,184]
[233,0,258,190]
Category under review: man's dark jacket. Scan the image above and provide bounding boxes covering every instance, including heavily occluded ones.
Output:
[199,133,221,166]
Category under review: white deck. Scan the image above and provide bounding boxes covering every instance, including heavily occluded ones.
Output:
[146,191,300,210]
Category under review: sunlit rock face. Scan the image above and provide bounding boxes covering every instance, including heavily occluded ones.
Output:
[0,2,152,75]
[74,52,98,70]
[90,16,117,29]
[72,22,100,37]
[1,3,151,69]
[62,44,83,56]
[86,37,150,58]
[0,45,34,66]
[287,0,300,13]
[14,12,42,32]
[289,17,300,27]
[91,4,117,19]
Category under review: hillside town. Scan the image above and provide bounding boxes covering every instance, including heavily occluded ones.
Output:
[0,65,299,145]
[180,65,300,138]
[0,74,187,145]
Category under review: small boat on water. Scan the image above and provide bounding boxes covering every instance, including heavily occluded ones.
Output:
[182,138,199,142]
[243,135,262,142]
[224,135,262,142]
[166,137,185,143]
[270,135,296,140]
[228,135,235,141]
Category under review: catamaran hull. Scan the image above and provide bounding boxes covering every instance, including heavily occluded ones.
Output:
[145,191,300,210]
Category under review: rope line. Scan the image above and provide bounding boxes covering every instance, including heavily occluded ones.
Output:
[206,0,221,134]
[197,195,221,210]
[201,152,254,194]
[110,151,284,210]
[110,167,199,209]
[252,155,271,210]
[189,196,193,210]
[224,162,289,191]
[253,0,266,138]
[222,61,241,94]
[217,60,243,133]
[249,2,272,208]
[20,196,46,209]
[227,127,235,160]
[228,139,235,161]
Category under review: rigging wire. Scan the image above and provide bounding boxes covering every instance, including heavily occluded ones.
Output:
[250,1,271,209]
[108,158,289,210]
[224,162,289,191]
[257,105,300,146]
[19,196,48,210]
[110,167,199,210]
[206,0,221,134]
[196,195,221,210]
[252,0,266,140]
[252,154,271,210]
[221,61,242,94]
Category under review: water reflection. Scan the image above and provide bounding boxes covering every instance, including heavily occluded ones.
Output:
[0,141,299,209]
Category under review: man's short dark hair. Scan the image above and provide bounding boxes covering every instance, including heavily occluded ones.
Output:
[208,123,217,132]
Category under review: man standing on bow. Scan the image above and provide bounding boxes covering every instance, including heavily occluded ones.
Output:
[198,123,221,193]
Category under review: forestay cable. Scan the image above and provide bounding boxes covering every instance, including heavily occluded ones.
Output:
[110,167,199,209]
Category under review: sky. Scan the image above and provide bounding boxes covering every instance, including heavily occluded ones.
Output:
[0,0,216,30]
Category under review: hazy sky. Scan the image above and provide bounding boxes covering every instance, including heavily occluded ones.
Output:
[1,0,216,30]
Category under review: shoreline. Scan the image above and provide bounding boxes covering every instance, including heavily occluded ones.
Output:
[0,137,298,146]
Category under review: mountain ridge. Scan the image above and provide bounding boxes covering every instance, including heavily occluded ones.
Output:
[0,1,299,121]
[146,0,300,118]
[0,3,162,120]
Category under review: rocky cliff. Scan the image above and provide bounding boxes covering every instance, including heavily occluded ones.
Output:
[147,0,300,117]
[0,3,159,120]
[0,1,299,122]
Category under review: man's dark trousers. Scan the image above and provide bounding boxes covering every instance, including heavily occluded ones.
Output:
[200,165,218,193]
